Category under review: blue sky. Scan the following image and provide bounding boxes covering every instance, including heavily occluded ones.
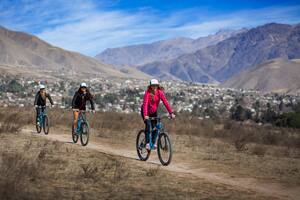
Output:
[1,0,300,56]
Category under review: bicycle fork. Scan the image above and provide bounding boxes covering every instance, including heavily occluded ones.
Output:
[38,113,44,126]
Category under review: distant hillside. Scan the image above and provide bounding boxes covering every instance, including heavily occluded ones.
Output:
[96,29,245,67]
[138,23,300,83]
[0,26,148,79]
[222,59,300,93]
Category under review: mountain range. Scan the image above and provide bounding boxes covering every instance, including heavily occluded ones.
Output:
[136,23,300,83]
[96,29,246,68]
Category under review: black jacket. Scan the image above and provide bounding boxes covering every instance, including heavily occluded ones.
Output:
[72,91,95,110]
[34,91,54,106]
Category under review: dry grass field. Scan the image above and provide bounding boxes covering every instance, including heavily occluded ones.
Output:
[0,107,299,200]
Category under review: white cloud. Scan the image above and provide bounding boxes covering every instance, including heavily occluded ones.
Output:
[1,0,300,56]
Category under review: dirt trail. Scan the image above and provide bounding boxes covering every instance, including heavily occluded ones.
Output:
[23,129,300,200]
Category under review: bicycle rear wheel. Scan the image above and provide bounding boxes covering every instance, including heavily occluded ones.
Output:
[80,122,89,146]
[157,132,172,166]
[72,124,78,143]
[136,130,150,161]
[36,118,41,133]
[43,116,49,135]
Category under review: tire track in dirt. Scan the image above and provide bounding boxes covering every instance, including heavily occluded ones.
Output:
[23,129,300,200]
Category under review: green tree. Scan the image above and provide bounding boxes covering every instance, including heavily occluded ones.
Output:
[231,105,246,121]
[6,80,25,93]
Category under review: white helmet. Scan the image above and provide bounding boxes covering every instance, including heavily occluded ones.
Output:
[39,84,45,90]
[149,79,159,86]
[80,82,87,88]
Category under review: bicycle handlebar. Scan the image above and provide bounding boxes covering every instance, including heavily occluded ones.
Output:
[73,109,95,113]
[36,105,48,108]
[149,113,172,120]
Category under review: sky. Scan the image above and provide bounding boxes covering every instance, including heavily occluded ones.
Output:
[0,0,300,56]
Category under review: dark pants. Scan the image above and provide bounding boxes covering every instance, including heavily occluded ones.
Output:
[141,109,158,144]
[36,107,45,122]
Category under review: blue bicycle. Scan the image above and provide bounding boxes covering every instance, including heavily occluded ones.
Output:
[136,114,173,166]
[36,106,50,134]
[72,110,90,146]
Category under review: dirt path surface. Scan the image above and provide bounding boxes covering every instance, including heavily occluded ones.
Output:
[23,129,300,200]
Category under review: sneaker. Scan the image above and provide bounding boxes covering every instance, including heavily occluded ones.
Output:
[146,143,151,151]
[153,144,157,150]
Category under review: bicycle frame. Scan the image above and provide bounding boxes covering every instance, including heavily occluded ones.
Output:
[148,116,166,149]
[37,106,47,126]
[76,111,87,135]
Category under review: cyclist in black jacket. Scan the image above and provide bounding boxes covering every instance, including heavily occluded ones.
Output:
[72,83,95,133]
[34,84,54,125]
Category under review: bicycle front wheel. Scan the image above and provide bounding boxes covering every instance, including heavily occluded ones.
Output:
[136,130,150,161]
[43,116,49,135]
[157,132,172,166]
[80,122,89,146]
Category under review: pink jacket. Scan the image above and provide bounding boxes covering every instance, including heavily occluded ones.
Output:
[142,89,173,117]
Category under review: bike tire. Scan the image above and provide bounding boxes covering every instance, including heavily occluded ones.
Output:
[136,130,151,161]
[157,132,172,166]
[36,118,41,133]
[43,116,50,135]
[80,122,89,146]
[72,124,78,143]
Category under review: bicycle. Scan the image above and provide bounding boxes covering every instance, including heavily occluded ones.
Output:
[136,114,173,166]
[72,110,90,146]
[36,106,50,135]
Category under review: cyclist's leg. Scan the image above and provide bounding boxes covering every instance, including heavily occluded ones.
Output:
[41,106,45,118]
[144,119,151,144]
[141,108,151,145]
[73,110,79,132]
[150,112,158,145]
[36,107,40,124]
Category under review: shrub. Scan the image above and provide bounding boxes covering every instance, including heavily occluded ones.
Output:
[145,166,160,177]
[0,151,40,199]
[80,163,98,180]
[251,145,267,157]
[6,80,25,93]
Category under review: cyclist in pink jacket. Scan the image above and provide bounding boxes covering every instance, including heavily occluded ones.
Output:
[141,79,175,150]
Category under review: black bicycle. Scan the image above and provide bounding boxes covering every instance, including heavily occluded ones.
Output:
[136,114,173,166]
[72,110,90,146]
[36,106,50,134]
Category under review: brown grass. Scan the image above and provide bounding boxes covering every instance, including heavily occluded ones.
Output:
[0,107,299,198]
[1,107,298,150]
[0,131,272,200]
[0,151,40,199]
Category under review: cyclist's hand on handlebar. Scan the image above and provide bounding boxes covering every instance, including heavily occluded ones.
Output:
[144,116,149,120]
[170,113,176,119]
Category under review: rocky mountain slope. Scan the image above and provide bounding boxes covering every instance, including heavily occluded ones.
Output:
[0,26,148,79]
[222,58,300,93]
[138,23,300,83]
